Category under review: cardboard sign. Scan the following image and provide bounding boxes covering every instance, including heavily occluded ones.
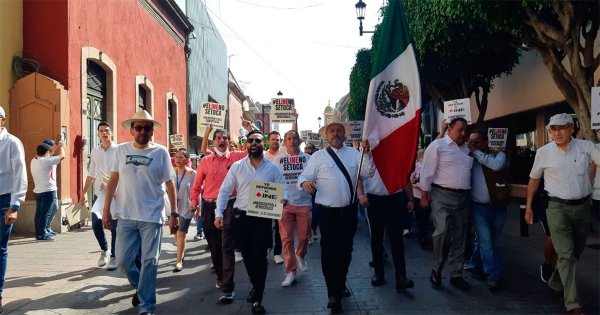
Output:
[278,154,309,186]
[488,128,508,150]
[301,130,312,142]
[169,134,185,150]
[270,98,296,123]
[592,86,600,129]
[247,181,285,219]
[65,203,89,226]
[198,102,227,134]
[444,98,472,124]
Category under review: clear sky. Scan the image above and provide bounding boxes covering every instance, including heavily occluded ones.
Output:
[180,0,381,132]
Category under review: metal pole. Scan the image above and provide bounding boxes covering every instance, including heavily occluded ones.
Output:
[352,147,365,204]
[261,104,265,133]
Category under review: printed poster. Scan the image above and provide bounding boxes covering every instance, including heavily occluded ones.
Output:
[278,155,308,186]
[169,134,185,150]
[270,98,296,123]
[198,102,227,136]
[444,98,472,124]
[247,181,285,220]
[347,121,364,141]
[487,128,508,151]
[592,86,600,129]
[301,130,312,142]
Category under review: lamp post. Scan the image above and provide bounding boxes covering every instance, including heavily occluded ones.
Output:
[318,116,322,128]
[355,0,374,36]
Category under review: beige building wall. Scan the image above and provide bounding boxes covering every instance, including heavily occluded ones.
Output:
[0,0,23,123]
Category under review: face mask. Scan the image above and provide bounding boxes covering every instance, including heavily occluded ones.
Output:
[215,149,229,158]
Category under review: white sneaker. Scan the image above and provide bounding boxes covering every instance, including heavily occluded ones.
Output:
[98,250,109,267]
[193,232,205,241]
[281,272,296,287]
[296,255,308,272]
[235,250,243,263]
[273,254,284,264]
[106,257,118,271]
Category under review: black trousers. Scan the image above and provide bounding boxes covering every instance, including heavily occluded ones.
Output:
[366,191,408,283]
[202,199,234,283]
[272,220,282,255]
[235,209,272,302]
[219,199,237,294]
[319,204,357,298]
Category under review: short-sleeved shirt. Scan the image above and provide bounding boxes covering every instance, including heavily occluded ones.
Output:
[530,138,596,200]
[31,156,62,193]
[110,142,175,224]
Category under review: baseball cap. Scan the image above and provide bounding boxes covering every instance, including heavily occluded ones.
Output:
[42,139,56,149]
[0,106,5,118]
[546,113,573,130]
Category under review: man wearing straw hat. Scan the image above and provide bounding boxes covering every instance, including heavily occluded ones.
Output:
[298,114,374,313]
[102,110,178,315]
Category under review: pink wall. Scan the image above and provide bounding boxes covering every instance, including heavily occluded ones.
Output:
[228,94,243,141]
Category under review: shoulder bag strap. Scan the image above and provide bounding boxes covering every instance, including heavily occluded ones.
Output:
[326,147,354,203]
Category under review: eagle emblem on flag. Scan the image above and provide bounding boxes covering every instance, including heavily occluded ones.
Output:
[375,79,410,118]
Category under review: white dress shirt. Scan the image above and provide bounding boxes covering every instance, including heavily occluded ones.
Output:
[419,135,473,191]
[471,150,507,204]
[364,167,403,196]
[298,146,375,207]
[530,138,597,200]
[88,142,117,193]
[216,156,286,218]
[0,128,27,207]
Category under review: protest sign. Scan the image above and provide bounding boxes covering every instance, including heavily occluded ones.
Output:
[247,181,285,220]
[347,121,364,141]
[301,130,311,142]
[198,102,227,132]
[592,86,600,129]
[277,154,308,186]
[444,98,472,124]
[270,98,296,123]
[488,128,508,150]
[169,134,185,150]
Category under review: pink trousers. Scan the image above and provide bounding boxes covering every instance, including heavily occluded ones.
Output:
[278,204,312,273]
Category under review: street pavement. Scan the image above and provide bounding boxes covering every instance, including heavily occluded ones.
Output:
[2,202,599,315]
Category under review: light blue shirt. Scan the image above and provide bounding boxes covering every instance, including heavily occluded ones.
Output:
[471,150,506,204]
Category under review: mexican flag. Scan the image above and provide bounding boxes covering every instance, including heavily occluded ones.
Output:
[362,0,421,193]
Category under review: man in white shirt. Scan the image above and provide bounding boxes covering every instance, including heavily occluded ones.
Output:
[31,140,65,241]
[298,116,374,313]
[419,117,472,291]
[102,111,178,315]
[79,122,118,270]
[214,130,286,315]
[0,105,27,312]
[525,113,599,314]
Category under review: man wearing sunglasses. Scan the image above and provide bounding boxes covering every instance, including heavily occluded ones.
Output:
[102,110,178,315]
[214,130,287,315]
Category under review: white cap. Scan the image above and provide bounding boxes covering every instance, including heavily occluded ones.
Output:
[0,106,5,118]
[546,113,573,130]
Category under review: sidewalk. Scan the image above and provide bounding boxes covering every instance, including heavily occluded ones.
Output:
[3,203,599,314]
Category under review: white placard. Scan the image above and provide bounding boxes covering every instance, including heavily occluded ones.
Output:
[308,132,321,145]
[270,98,296,123]
[198,102,227,131]
[347,121,364,141]
[169,134,185,150]
[444,98,472,124]
[592,86,600,129]
[278,154,308,186]
[247,181,285,219]
[487,128,508,150]
[301,130,312,141]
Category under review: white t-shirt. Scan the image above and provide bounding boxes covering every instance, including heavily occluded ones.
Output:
[31,156,62,193]
[110,142,175,224]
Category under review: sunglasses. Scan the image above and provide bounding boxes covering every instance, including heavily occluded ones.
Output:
[246,138,263,144]
[133,125,154,132]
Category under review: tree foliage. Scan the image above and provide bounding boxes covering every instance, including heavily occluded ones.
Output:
[348,48,373,120]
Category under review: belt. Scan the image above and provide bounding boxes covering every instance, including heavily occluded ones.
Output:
[316,204,354,210]
[549,196,589,205]
[202,198,216,204]
[431,183,469,193]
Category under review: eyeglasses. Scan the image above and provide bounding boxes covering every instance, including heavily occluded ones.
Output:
[246,138,263,144]
[133,125,153,132]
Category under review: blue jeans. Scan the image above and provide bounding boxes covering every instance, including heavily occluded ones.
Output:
[91,196,117,257]
[0,195,14,297]
[116,219,162,313]
[196,214,203,235]
[471,202,506,282]
[34,191,57,238]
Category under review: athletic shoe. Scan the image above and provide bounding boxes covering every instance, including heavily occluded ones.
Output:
[35,235,55,241]
[540,263,553,284]
[106,257,118,271]
[193,233,204,241]
[98,250,110,267]
[251,302,266,315]
[403,229,411,237]
[296,255,308,271]
[281,272,297,287]
[235,250,243,263]
[216,280,223,289]
[219,292,235,304]
[273,254,284,264]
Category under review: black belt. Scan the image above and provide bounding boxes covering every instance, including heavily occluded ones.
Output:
[317,203,355,210]
[432,183,469,193]
[549,196,589,205]
[202,198,216,204]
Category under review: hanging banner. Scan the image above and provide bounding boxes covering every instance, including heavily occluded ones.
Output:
[488,128,508,150]
[198,102,227,137]
[247,181,285,220]
[592,86,600,129]
[270,98,296,123]
[169,134,185,150]
[444,98,472,124]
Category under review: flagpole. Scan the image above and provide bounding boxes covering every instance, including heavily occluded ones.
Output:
[352,147,365,204]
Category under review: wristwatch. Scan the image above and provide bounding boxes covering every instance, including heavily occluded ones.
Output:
[9,205,19,212]
[170,212,179,218]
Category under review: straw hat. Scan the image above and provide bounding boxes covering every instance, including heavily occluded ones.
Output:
[122,110,162,129]
[318,112,351,137]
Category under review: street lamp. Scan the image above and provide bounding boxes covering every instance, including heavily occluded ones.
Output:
[355,0,374,36]
[277,91,283,97]
[318,117,322,128]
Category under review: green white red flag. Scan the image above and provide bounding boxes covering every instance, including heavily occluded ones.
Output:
[362,0,421,193]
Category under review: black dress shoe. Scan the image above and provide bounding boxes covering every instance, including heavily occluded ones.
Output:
[341,286,351,297]
[450,277,471,290]
[396,279,415,292]
[371,275,385,286]
[430,270,442,288]
[488,280,500,292]
[327,297,342,314]
[132,291,140,307]
[251,302,266,315]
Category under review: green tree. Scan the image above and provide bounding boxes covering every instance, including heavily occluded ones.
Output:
[348,48,373,120]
